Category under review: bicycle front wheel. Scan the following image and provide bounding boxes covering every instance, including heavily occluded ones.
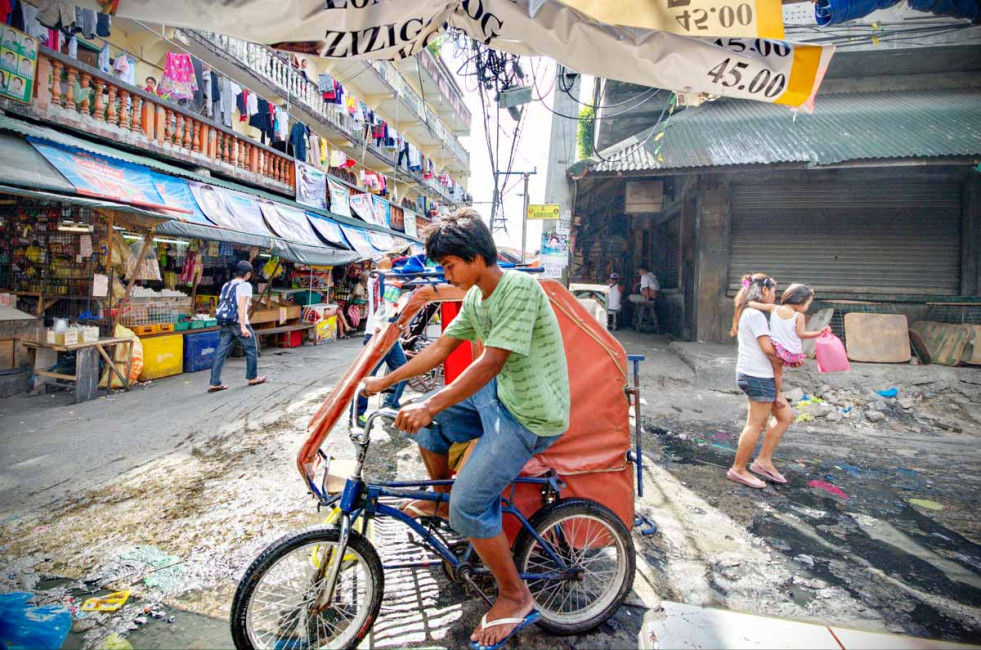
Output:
[231,527,383,650]
[512,498,635,635]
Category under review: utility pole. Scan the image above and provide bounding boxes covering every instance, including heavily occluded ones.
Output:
[494,168,537,262]
[542,65,581,285]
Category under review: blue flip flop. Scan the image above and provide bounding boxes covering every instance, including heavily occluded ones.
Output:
[469,609,541,650]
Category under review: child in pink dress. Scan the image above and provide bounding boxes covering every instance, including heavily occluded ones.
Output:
[750,284,829,368]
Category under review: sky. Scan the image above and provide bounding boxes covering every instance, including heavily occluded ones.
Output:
[446,47,591,256]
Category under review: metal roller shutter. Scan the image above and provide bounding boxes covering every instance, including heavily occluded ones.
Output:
[729,179,962,295]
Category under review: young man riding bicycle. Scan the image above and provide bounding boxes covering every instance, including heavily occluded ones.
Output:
[362,208,569,649]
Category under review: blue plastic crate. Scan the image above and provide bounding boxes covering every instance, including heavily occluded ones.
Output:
[183,331,220,373]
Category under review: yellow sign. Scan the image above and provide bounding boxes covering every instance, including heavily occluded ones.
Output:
[527,204,560,220]
[559,0,785,40]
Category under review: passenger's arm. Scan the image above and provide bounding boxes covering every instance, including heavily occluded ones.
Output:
[395,346,511,434]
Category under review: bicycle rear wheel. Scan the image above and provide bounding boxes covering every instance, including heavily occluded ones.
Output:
[231,527,383,650]
[512,498,635,635]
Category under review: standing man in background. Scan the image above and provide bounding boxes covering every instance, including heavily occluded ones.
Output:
[208,260,266,392]
[638,265,660,301]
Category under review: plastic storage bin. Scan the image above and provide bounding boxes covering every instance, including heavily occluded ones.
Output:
[183,330,220,373]
[139,334,183,381]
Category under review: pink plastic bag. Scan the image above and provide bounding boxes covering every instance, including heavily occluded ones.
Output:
[815,331,851,373]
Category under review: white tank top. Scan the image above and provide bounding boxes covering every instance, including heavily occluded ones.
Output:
[769,310,802,354]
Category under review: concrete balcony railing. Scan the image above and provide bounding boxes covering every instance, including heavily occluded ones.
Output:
[24,48,294,190]
[370,59,469,168]
[418,47,471,131]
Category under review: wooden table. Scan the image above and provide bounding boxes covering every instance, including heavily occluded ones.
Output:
[24,336,135,403]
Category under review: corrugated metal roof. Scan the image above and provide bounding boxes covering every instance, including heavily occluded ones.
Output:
[0,114,421,242]
[587,89,981,173]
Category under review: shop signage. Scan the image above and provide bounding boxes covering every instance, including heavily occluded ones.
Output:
[188,182,271,235]
[349,193,381,226]
[527,204,560,221]
[625,181,663,214]
[542,265,563,279]
[1,26,37,104]
[30,140,187,212]
[327,178,351,218]
[295,161,327,210]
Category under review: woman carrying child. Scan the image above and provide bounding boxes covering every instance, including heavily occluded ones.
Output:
[750,283,830,368]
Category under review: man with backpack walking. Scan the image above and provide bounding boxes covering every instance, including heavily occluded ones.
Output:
[208,260,266,392]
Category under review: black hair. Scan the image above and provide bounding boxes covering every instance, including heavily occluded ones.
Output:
[424,208,498,265]
[781,283,814,306]
[145,76,156,85]
[233,260,253,278]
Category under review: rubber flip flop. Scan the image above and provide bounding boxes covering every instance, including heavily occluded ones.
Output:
[248,376,267,387]
[208,385,228,393]
[469,610,541,650]
[400,500,448,521]
[750,461,788,484]
[726,469,766,489]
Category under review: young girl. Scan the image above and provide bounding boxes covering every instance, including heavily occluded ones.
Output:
[750,283,829,368]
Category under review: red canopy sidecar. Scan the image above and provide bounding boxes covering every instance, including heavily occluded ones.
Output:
[300,278,635,537]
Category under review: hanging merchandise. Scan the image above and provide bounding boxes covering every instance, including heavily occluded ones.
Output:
[158,52,198,101]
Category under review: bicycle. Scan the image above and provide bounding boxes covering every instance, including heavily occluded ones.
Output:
[229,406,636,649]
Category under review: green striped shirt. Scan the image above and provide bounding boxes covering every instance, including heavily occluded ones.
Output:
[444,271,569,436]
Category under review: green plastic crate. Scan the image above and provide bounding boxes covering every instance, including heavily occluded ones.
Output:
[174,321,190,332]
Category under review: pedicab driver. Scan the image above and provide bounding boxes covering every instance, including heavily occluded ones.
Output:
[362,208,569,650]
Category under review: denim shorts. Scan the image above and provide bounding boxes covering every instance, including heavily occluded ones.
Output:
[413,378,561,539]
[736,373,776,403]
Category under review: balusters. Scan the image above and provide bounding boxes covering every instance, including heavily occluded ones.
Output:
[134,96,145,134]
[50,60,63,106]
[164,108,173,144]
[79,73,91,115]
[64,65,76,109]
[193,121,201,152]
[107,85,117,126]
[183,116,192,149]
[93,78,105,123]
[118,90,130,130]
[155,104,166,144]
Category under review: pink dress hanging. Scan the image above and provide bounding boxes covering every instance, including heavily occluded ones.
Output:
[157,52,198,101]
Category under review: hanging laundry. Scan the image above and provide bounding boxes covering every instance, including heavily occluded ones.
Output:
[38,0,74,30]
[1,0,13,25]
[13,3,49,41]
[319,137,328,167]
[112,54,135,86]
[274,106,289,142]
[317,72,333,93]
[308,133,321,165]
[96,12,111,37]
[158,52,198,101]
[191,58,206,112]
[97,42,110,73]
[74,7,97,39]
[67,35,77,59]
[248,98,275,144]
[288,122,309,161]
[236,88,249,121]
[201,67,212,117]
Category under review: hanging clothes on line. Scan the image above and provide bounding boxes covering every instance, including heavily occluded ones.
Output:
[288,122,309,161]
[249,97,275,144]
[158,52,198,101]
[74,7,97,39]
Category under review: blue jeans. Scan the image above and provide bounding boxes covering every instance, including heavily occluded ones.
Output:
[356,332,407,416]
[413,379,561,539]
[209,322,258,385]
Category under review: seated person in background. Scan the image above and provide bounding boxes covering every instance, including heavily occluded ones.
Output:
[639,266,660,301]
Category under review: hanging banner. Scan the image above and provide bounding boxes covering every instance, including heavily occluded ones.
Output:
[188,181,273,236]
[372,195,391,228]
[1,26,38,104]
[367,230,395,253]
[29,140,189,213]
[338,224,378,260]
[306,213,349,248]
[295,161,327,210]
[327,178,351,218]
[557,0,784,39]
[349,193,380,226]
[107,1,833,108]
[149,172,211,224]
[259,200,322,245]
[403,210,418,239]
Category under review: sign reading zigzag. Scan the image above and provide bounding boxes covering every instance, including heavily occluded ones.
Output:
[106,0,834,108]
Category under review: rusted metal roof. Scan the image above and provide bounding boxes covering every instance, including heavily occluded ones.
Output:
[585,89,981,173]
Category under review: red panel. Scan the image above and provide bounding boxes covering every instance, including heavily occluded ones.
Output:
[441,301,474,384]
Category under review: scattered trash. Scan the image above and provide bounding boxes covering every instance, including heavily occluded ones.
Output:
[876,388,899,398]
[80,590,130,613]
[908,498,944,511]
[33,525,51,534]
[150,609,166,619]
[0,592,72,650]
[794,554,816,568]
[98,633,134,650]
[837,462,862,477]
[167,616,176,624]
[807,480,849,500]
[133,615,148,625]
[795,412,813,423]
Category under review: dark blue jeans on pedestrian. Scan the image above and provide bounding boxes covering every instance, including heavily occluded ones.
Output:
[356,332,407,416]
[210,322,258,386]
